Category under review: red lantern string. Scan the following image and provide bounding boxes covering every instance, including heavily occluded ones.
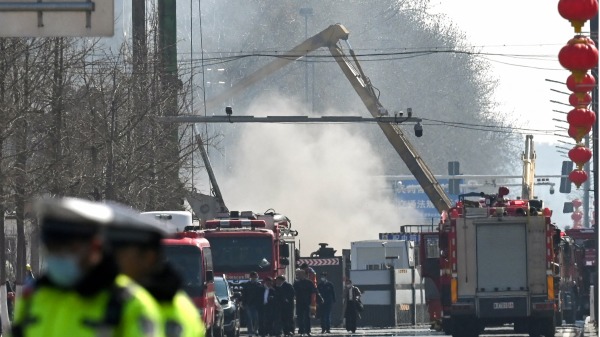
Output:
[566,72,596,92]
[568,124,593,143]
[569,169,588,188]
[558,0,600,33]
[571,211,583,222]
[569,92,592,107]
[567,108,597,128]
[559,36,599,81]
[568,145,593,169]
[558,2,596,189]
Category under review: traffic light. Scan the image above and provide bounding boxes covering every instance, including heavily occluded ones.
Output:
[448,161,460,195]
[559,161,573,194]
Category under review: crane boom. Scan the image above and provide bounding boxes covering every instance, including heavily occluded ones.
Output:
[203,24,452,213]
[521,135,536,200]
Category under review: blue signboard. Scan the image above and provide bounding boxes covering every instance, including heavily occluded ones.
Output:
[378,232,420,244]
[393,179,460,219]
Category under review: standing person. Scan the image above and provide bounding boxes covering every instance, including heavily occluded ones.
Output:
[24,264,35,285]
[275,275,295,337]
[6,280,15,320]
[293,270,317,337]
[106,202,205,337]
[258,277,278,337]
[242,271,263,337]
[12,197,162,337]
[299,263,317,318]
[342,279,361,334]
[317,272,335,333]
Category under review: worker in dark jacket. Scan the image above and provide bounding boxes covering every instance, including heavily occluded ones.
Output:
[342,279,362,333]
[293,269,317,336]
[241,271,263,337]
[106,202,204,337]
[275,275,295,336]
[317,272,335,333]
[258,277,278,337]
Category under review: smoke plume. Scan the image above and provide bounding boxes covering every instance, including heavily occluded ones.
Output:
[219,94,424,255]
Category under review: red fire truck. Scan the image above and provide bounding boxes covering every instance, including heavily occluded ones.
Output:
[418,231,443,330]
[438,188,559,337]
[191,210,298,288]
[564,227,596,319]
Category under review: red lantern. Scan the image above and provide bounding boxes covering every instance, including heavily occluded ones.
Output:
[569,169,588,188]
[572,198,583,208]
[559,36,599,81]
[567,108,596,127]
[569,145,593,169]
[568,124,593,142]
[558,0,600,33]
[569,92,592,107]
[571,211,583,222]
[566,72,596,92]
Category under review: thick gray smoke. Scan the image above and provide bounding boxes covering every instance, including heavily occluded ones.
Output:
[218,94,424,255]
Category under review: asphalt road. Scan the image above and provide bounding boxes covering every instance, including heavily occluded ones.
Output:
[243,324,583,337]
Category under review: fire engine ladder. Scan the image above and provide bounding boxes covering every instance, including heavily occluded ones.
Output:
[202,24,452,214]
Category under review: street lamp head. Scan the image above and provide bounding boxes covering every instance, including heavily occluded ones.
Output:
[225,106,233,116]
[414,122,423,137]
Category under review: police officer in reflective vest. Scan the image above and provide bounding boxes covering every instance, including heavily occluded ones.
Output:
[106,203,204,337]
[12,197,162,337]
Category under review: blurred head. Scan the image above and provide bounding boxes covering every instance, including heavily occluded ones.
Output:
[275,275,285,286]
[345,279,353,288]
[263,277,273,288]
[250,271,258,281]
[320,272,327,282]
[105,203,167,282]
[37,197,111,288]
[296,269,306,280]
[110,237,162,282]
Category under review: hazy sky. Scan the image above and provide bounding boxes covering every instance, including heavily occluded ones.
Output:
[428,0,582,145]
[426,1,595,229]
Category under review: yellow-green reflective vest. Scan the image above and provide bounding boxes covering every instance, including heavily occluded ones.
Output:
[158,290,205,337]
[13,274,164,337]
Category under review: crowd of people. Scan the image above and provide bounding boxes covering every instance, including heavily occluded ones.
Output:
[240,265,362,337]
[3,195,363,337]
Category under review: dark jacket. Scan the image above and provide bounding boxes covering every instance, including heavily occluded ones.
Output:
[317,280,335,305]
[276,281,295,308]
[242,280,264,307]
[261,287,278,308]
[293,279,316,306]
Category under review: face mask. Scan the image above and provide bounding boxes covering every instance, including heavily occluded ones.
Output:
[45,254,83,287]
[346,284,352,289]
[320,277,326,282]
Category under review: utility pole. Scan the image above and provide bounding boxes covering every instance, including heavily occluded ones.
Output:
[590,13,599,326]
[158,0,181,209]
[132,0,146,75]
